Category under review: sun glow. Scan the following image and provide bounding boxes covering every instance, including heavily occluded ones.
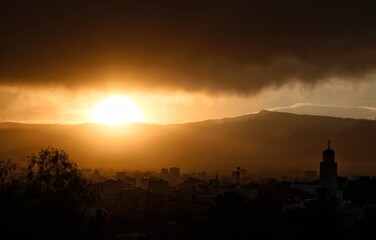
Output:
[91,96,143,125]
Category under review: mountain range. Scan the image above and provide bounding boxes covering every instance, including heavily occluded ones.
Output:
[1,110,375,176]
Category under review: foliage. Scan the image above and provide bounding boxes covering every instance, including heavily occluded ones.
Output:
[23,147,99,210]
[0,147,100,240]
[0,159,16,184]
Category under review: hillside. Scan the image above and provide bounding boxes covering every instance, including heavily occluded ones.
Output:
[0,111,375,175]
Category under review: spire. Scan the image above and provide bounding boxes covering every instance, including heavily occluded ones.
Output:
[236,167,240,184]
[328,140,331,149]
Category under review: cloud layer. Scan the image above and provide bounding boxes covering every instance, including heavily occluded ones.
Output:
[269,103,376,120]
[1,0,376,93]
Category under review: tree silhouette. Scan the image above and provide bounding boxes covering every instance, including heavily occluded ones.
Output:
[0,147,100,240]
[0,159,16,186]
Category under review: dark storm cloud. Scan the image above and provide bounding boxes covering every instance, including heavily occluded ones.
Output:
[1,0,376,93]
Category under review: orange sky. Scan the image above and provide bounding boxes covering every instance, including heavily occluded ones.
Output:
[1,1,376,124]
[0,78,375,124]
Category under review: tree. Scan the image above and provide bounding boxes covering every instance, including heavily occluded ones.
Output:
[0,159,16,190]
[0,147,100,240]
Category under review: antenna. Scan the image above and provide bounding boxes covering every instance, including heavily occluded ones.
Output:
[328,140,331,149]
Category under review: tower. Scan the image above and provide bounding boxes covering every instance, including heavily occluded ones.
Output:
[320,140,337,191]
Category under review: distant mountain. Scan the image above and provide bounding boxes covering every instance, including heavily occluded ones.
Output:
[0,111,375,175]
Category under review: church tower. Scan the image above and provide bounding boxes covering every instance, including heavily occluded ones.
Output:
[320,140,338,191]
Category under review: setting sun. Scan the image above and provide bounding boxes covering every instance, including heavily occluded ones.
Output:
[91,96,143,125]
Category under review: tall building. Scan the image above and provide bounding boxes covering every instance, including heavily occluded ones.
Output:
[170,167,180,177]
[320,140,337,191]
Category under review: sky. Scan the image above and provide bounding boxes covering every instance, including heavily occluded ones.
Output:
[1,1,376,124]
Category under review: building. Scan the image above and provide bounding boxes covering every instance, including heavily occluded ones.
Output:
[320,140,337,191]
[98,179,125,207]
[170,167,180,177]
[161,168,169,175]
[115,171,127,180]
[148,179,169,194]
[123,176,137,189]
[320,140,341,199]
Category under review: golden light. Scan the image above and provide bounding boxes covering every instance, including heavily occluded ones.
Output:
[91,96,143,125]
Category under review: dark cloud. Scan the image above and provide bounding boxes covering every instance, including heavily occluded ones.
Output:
[1,0,376,94]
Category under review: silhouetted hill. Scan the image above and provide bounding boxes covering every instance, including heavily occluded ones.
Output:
[0,111,375,175]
